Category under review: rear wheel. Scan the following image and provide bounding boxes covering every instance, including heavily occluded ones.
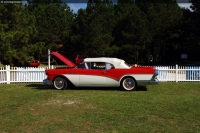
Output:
[121,77,137,91]
[53,77,67,90]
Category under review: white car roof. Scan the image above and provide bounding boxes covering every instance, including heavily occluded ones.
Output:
[84,57,130,68]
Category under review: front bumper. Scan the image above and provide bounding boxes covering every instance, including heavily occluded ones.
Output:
[43,78,52,85]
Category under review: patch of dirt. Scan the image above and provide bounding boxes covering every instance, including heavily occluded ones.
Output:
[44,99,78,106]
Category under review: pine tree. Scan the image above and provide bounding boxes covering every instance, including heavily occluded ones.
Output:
[72,0,116,56]
[0,4,37,66]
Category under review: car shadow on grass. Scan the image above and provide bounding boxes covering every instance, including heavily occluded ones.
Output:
[135,86,148,91]
[26,84,54,90]
[26,84,147,91]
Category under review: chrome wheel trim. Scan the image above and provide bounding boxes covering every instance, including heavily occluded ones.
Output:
[54,77,65,90]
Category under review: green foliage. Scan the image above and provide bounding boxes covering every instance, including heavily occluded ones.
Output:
[29,2,74,58]
[136,1,183,63]
[114,0,150,62]
[178,0,200,62]
[71,0,116,56]
[191,0,200,13]
[0,4,37,66]
[0,1,199,65]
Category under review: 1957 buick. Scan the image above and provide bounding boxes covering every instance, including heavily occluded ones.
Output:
[44,52,158,91]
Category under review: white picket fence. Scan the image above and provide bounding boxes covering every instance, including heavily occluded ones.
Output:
[0,65,200,84]
[155,65,200,82]
[0,65,47,84]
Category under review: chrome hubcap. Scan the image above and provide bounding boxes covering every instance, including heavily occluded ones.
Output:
[54,77,64,89]
[124,78,135,90]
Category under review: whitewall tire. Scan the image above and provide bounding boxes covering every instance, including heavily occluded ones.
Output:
[53,77,67,90]
[121,77,137,91]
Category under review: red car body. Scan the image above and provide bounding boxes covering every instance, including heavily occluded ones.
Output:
[28,60,40,67]
[75,55,88,64]
[44,52,158,91]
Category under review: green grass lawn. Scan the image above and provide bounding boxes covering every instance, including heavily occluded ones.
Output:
[0,83,200,133]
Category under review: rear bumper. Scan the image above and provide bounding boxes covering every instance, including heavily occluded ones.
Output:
[149,69,159,84]
[148,78,159,84]
[138,69,159,85]
[137,78,159,85]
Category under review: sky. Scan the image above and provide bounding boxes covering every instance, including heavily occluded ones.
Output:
[68,3,87,13]
[68,2,192,14]
[178,3,192,10]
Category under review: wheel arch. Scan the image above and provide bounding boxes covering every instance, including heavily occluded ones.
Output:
[52,75,74,87]
[120,75,138,86]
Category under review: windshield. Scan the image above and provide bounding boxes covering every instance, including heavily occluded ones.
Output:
[76,62,91,69]
[77,62,85,69]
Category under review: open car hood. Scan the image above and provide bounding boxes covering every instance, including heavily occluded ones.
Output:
[50,52,76,67]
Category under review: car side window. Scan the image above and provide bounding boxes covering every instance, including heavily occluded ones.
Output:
[85,62,91,69]
[105,63,115,70]
[91,62,106,70]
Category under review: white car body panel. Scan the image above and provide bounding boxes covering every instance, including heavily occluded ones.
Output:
[63,74,79,86]
[106,78,120,87]
[62,74,153,87]
[79,75,106,86]
[124,74,153,81]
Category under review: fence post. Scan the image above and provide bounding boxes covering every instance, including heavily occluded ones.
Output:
[48,49,50,69]
[176,64,178,82]
[6,65,10,84]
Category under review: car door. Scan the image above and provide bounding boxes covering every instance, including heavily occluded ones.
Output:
[79,62,107,87]
[104,63,120,86]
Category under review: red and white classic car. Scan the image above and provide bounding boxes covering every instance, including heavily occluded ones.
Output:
[44,52,158,91]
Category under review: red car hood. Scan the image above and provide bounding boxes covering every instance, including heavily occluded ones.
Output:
[50,52,76,67]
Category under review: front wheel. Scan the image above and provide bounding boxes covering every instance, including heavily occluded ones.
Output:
[53,77,68,90]
[121,77,137,91]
